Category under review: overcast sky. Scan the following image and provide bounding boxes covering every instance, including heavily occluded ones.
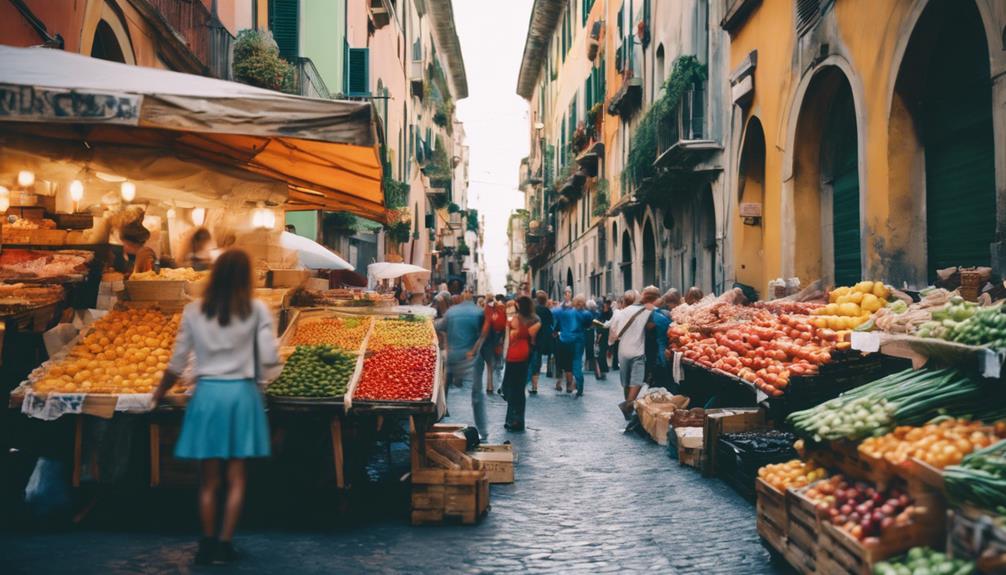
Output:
[454,0,532,294]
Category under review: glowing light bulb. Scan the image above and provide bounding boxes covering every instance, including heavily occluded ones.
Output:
[69,180,84,202]
[17,170,34,187]
[262,208,276,229]
[191,207,206,226]
[0,195,8,213]
[166,208,176,219]
[120,181,136,202]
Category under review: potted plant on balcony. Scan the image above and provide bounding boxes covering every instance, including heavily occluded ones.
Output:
[586,102,604,141]
[233,30,294,93]
[431,193,449,211]
[447,202,461,214]
[570,125,588,155]
[592,178,610,217]
[456,242,470,257]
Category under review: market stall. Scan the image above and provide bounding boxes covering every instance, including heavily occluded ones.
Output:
[649,274,1006,574]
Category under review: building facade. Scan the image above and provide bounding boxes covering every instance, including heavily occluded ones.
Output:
[517,0,731,299]
[518,0,1003,301]
[724,0,1006,294]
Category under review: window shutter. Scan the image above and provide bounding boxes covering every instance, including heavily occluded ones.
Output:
[268,0,299,62]
[795,0,820,34]
[347,48,370,96]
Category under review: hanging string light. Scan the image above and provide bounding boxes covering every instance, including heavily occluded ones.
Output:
[120,181,136,202]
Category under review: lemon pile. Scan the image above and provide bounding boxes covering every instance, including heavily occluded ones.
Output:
[33,309,180,395]
[811,281,890,331]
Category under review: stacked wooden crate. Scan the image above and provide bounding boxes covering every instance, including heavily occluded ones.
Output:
[410,425,490,525]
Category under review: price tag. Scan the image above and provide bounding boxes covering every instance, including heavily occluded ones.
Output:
[755,388,768,404]
[672,351,684,383]
[850,331,881,353]
[982,348,1004,379]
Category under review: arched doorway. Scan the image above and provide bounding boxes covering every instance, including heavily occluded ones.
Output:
[737,117,766,293]
[91,20,126,63]
[621,230,633,291]
[566,268,574,292]
[891,0,995,281]
[642,219,657,287]
[792,67,861,286]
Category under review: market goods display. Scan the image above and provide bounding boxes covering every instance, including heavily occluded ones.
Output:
[670,289,768,328]
[757,459,828,492]
[30,309,179,394]
[267,345,356,397]
[354,346,436,402]
[804,475,919,541]
[0,249,92,280]
[915,300,1006,347]
[859,420,1005,469]
[873,547,975,575]
[669,312,845,396]
[5,217,56,230]
[871,289,953,334]
[289,316,371,351]
[787,368,1006,442]
[0,283,64,315]
[367,317,435,349]
[810,281,890,330]
[944,440,1006,514]
[752,300,823,315]
[721,430,798,454]
[131,268,208,281]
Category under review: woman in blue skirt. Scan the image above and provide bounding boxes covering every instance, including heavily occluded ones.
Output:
[152,249,279,565]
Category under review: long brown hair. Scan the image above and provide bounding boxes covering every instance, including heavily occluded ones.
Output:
[201,248,253,326]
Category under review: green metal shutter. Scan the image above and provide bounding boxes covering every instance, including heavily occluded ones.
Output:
[828,85,861,287]
[347,48,370,96]
[924,33,996,279]
[268,0,299,62]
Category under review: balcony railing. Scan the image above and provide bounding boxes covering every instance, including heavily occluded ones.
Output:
[293,57,331,99]
[655,86,721,168]
[141,0,232,77]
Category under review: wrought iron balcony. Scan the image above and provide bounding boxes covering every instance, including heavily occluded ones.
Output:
[654,87,721,169]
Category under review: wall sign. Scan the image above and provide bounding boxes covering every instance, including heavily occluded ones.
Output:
[0,85,140,125]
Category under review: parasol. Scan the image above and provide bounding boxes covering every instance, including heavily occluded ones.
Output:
[279,232,353,270]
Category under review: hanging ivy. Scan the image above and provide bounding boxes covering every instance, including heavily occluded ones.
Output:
[447,202,461,214]
[384,179,409,210]
[456,241,470,257]
[466,209,479,232]
[430,193,449,210]
[592,178,610,217]
[625,55,707,197]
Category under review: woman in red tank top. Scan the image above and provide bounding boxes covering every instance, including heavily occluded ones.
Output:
[502,296,541,431]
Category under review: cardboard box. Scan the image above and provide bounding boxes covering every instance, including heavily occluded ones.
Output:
[470,444,516,484]
[675,426,704,449]
[268,269,313,288]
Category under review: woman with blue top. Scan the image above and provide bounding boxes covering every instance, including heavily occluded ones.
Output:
[552,294,594,397]
[647,289,681,390]
[152,249,279,566]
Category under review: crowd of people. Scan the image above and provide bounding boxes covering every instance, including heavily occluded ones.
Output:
[433,284,701,440]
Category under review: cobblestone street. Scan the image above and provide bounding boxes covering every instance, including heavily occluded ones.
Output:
[1,372,789,574]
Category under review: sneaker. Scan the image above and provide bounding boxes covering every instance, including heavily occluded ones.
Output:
[194,537,217,566]
[214,541,239,564]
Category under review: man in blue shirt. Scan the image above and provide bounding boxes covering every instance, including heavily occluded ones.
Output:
[552,294,594,397]
[443,293,489,438]
[647,288,682,391]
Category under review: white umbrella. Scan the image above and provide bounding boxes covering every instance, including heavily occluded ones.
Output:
[279,232,353,270]
[368,262,430,280]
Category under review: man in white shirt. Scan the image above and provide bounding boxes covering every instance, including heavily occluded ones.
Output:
[607,286,660,419]
[608,290,636,371]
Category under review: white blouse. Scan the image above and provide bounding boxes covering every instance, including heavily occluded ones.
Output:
[167,300,280,383]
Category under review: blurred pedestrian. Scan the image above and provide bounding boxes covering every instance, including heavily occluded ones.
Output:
[552,294,593,397]
[527,290,554,394]
[647,289,681,391]
[443,292,489,439]
[152,249,278,565]
[182,227,213,271]
[595,298,612,380]
[608,286,660,420]
[608,290,637,371]
[503,295,541,431]
[685,286,704,305]
[584,299,600,379]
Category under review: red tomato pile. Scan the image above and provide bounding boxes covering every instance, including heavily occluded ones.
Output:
[668,311,851,397]
[354,346,436,401]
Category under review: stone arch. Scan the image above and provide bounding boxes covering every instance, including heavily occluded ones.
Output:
[886,0,998,283]
[785,64,864,286]
[642,217,657,288]
[82,3,135,65]
[620,228,633,291]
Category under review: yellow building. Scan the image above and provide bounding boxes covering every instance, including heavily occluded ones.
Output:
[725,0,1005,293]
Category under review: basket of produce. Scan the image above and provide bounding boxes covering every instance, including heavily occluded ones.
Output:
[266,345,360,402]
[873,546,976,575]
[348,317,440,407]
[787,368,1006,444]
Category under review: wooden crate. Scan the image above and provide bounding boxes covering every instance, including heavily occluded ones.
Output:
[948,505,1006,570]
[28,229,67,245]
[810,441,895,489]
[470,444,516,484]
[702,407,765,477]
[678,445,703,469]
[783,540,817,575]
[410,468,489,526]
[817,520,944,575]
[786,485,827,565]
[756,478,788,534]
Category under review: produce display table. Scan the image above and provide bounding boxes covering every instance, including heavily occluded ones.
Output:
[851,332,1003,377]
